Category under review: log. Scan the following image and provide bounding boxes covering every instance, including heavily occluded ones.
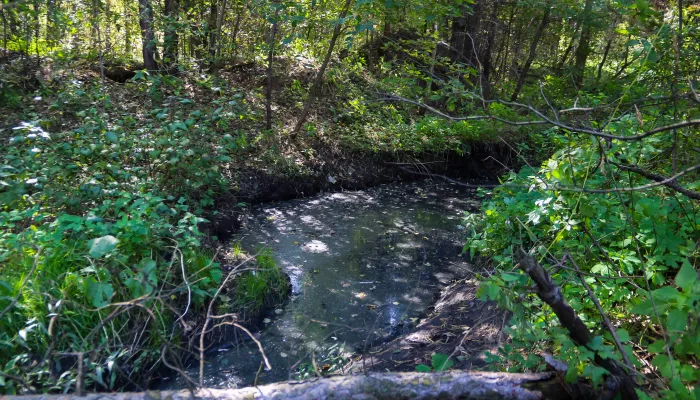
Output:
[3,371,566,400]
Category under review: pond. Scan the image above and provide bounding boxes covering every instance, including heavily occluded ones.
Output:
[167,180,480,388]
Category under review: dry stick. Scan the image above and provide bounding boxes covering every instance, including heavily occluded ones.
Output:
[564,253,635,375]
[515,249,638,400]
[174,247,191,325]
[608,174,678,380]
[200,255,256,386]
[161,346,198,388]
[234,322,271,370]
[0,248,42,320]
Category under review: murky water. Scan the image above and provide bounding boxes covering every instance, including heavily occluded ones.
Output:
[166,181,479,388]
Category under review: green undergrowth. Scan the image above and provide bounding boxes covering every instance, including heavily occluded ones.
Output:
[221,246,290,321]
[464,130,699,398]
[0,67,284,393]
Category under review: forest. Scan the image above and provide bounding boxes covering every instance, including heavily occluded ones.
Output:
[0,0,698,398]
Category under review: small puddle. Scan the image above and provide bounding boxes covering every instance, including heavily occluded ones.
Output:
[168,181,480,388]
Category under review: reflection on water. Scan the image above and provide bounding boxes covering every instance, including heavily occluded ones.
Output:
[167,181,480,388]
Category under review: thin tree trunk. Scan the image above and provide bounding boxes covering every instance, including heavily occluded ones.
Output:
[124,2,131,56]
[496,4,515,83]
[265,6,280,131]
[573,0,594,87]
[556,23,579,72]
[596,36,612,82]
[105,0,112,54]
[208,1,217,58]
[138,0,158,71]
[419,22,439,116]
[481,1,498,99]
[32,0,39,60]
[215,0,227,58]
[230,1,244,55]
[2,8,7,58]
[164,0,179,65]
[292,0,353,135]
[46,0,56,48]
[510,4,551,101]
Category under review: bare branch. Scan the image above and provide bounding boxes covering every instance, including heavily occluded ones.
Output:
[380,93,700,141]
[614,163,700,200]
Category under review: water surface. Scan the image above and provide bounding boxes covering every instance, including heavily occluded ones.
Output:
[172,181,479,388]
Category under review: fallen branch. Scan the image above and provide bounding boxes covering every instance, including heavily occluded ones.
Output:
[3,371,563,400]
[515,250,638,400]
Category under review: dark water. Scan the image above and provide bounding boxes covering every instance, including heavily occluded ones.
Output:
[166,181,479,388]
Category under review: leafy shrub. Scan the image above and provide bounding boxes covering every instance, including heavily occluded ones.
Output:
[464,134,699,398]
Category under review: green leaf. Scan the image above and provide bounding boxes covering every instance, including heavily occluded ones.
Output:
[588,336,603,351]
[415,364,432,372]
[500,272,521,282]
[616,329,630,342]
[647,339,666,354]
[431,353,454,371]
[651,354,678,379]
[83,276,114,307]
[104,131,119,143]
[666,309,688,332]
[631,286,683,316]
[87,235,120,258]
[674,261,697,293]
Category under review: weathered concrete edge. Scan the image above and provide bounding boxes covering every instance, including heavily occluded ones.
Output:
[1,371,561,400]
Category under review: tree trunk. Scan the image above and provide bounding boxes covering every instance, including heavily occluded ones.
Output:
[208,0,218,59]
[265,6,280,131]
[511,4,551,101]
[480,1,499,99]
[105,0,112,54]
[449,1,480,68]
[573,0,594,87]
[164,0,179,65]
[46,0,57,47]
[138,0,158,71]
[495,4,515,83]
[292,0,353,135]
[3,371,568,400]
[214,0,227,58]
[556,23,579,72]
[230,1,244,55]
[596,36,612,82]
[124,2,131,56]
[419,22,439,116]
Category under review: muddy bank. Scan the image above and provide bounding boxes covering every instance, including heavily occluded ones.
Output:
[353,273,506,373]
[205,142,516,241]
